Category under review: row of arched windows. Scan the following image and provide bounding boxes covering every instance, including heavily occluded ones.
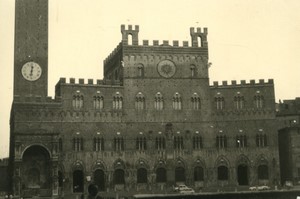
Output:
[215,93,264,110]
[71,163,270,192]
[66,133,268,152]
[72,92,201,110]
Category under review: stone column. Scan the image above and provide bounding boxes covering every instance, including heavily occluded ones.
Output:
[13,161,21,197]
[52,161,59,196]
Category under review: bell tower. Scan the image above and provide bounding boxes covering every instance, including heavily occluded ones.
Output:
[14,0,48,98]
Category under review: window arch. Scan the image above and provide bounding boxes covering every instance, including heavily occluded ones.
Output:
[136,136,147,151]
[234,93,244,110]
[155,136,166,150]
[193,134,203,149]
[191,93,201,110]
[254,92,264,109]
[127,34,133,45]
[174,135,184,150]
[215,95,225,110]
[256,133,267,147]
[93,94,104,110]
[173,92,182,110]
[258,164,269,180]
[137,168,148,183]
[72,94,84,109]
[194,166,204,181]
[156,167,167,183]
[135,92,145,110]
[190,65,196,77]
[154,92,164,110]
[217,165,229,180]
[113,92,123,110]
[73,137,83,151]
[137,64,144,77]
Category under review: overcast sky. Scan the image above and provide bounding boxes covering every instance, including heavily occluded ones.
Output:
[0,0,300,158]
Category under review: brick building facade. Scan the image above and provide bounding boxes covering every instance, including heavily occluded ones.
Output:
[9,0,288,198]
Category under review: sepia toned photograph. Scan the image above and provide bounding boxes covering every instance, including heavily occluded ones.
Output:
[0,0,300,198]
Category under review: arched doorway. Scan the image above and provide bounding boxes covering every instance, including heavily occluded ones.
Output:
[156,167,166,183]
[114,169,125,185]
[194,166,204,181]
[237,164,249,185]
[258,164,269,180]
[73,170,84,193]
[137,168,147,183]
[94,169,105,191]
[22,145,51,190]
[175,167,185,182]
[217,166,228,180]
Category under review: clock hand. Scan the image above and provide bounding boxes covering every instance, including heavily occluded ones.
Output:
[30,65,34,76]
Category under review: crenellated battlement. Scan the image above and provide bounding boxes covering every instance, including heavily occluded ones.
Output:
[13,95,62,104]
[57,77,122,86]
[211,79,274,87]
[103,42,122,65]
[122,54,208,64]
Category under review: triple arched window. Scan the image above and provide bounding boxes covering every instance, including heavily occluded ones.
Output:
[93,95,104,110]
[191,93,201,110]
[173,93,182,110]
[254,92,264,109]
[154,92,164,110]
[72,94,84,109]
[234,93,244,110]
[113,92,123,110]
[135,92,145,110]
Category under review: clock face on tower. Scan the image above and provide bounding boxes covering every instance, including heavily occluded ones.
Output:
[157,60,176,78]
[21,61,42,81]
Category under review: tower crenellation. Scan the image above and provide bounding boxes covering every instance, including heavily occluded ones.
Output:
[190,27,208,47]
[121,24,139,45]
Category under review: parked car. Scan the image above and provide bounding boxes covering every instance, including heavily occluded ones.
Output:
[174,184,189,192]
[249,186,257,191]
[179,187,195,194]
[285,181,293,189]
[257,185,270,191]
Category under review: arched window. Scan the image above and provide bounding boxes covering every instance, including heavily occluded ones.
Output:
[193,135,203,150]
[127,34,133,45]
[198,36,202,47]
[155,137,166,150]
[258,165,269,180]
[73,137,83,151]
[256,133,267,147]
[94,169,105,191]
[234,93,244,110]
[216,135,227,148]
[190,65,196,77]
[254,92,264,109]
[191,93,201,110]
[137,64,144,77]
[174,135,184,150]
[156,167,166,183]
[137,168,148,183]
[93,95,104,110]
[194,166,204,181]
[73,170,84,192]
[136,137,147,151]
[173,92,182,110]
[215,95,225,110]
[114,137,124,151]
[113,92,123,110]
[94,137,104,151]
[236,135,247,148]
[135,92,145,110]
[114,169,125,184]
[154,92,164,110]
[175,167,186,182]
[72,94,84,109]
[217,166,228,180]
